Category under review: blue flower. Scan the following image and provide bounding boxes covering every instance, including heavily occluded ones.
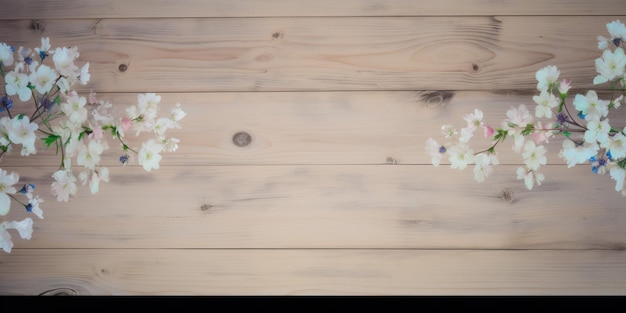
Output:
[39,50,48,61]
[556,113,569,125]
[119,154,130,165]
[0,96,13,112]
[19,184,35,194]
[38,96,54,111]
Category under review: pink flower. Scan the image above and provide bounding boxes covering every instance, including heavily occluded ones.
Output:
[483,125,495,138]
[558,79,571,95]
[121,117,133,132]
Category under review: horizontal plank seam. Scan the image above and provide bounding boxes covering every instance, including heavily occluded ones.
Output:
[3,14,626,20]
[10,248,626,251]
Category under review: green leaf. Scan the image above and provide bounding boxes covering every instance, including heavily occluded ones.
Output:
[42,134,61,148]
[562,131,571,138]
[521,123,535,136]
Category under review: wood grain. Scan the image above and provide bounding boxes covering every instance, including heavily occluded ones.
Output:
[2,249,626,295]
[0,16,618,92]
[2,164,624,250]
[2,1,626,296]
[3,0,626,18]
[1,91,623,167]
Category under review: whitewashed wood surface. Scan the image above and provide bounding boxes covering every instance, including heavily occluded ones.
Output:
[1,0,626,295]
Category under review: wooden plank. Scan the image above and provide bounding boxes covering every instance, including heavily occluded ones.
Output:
[3,0,626,19]
[0,16,618,92]
[3,165,625,250]
[1,249,626,295]
[1,91,622,167]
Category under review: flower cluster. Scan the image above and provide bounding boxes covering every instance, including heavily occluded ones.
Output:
[0,38,186,253]
[426,19,626,194]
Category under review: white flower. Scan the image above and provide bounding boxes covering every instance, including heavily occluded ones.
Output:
[535,65,560,92]
[584,118,612,147]
[76,140,105,170]
[560,139,598,168]
[521,141,547,171]
[53,46,79,78]
[448,143,473,170]
[9,218,33,240]
[162,137,180,153]
[28,63,57,94]
[0,222,14,253]
[60,91,88,125]
[533,90,559,118]
[26,194,44,220]
[5,67,32,102]
[153,117,176,137]
[138,139,163,172]
[610,166,626,192]
[35,37,52,59]
[530,121,554,145]
[79,62,90,85]
[7,115,39,156]
[425,138,445,166]
[79,167,109,194]
[607,20,626,43]
[594,47,626,85]
[573,90,609,120]
[505,104,533,127]
[503,104,533,153]
[0,168,19,216]
[440,124,457,139]
[459,109,483,143]
[473,153,498,182]
[0,43,14,67]
[598,36,611,50]
[52,121,82,158]
[171,103,186,122]
[0,218,34,253]
[51,169,77,202]
[517,167,544,190]
[609,132,626,159]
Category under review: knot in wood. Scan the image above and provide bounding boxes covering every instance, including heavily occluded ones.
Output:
[118,64,128,72]
[500,188,514,203]
[39,288,79,296]
[419,91,454,108]
[30,20,45,32]
[200,204,213,211]
[232,131,252,147]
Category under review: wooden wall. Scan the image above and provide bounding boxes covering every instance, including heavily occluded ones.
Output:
[1,0,626,295]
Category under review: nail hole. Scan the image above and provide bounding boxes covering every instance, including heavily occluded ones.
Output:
[118,64,128,72]
[232,131,252,147]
